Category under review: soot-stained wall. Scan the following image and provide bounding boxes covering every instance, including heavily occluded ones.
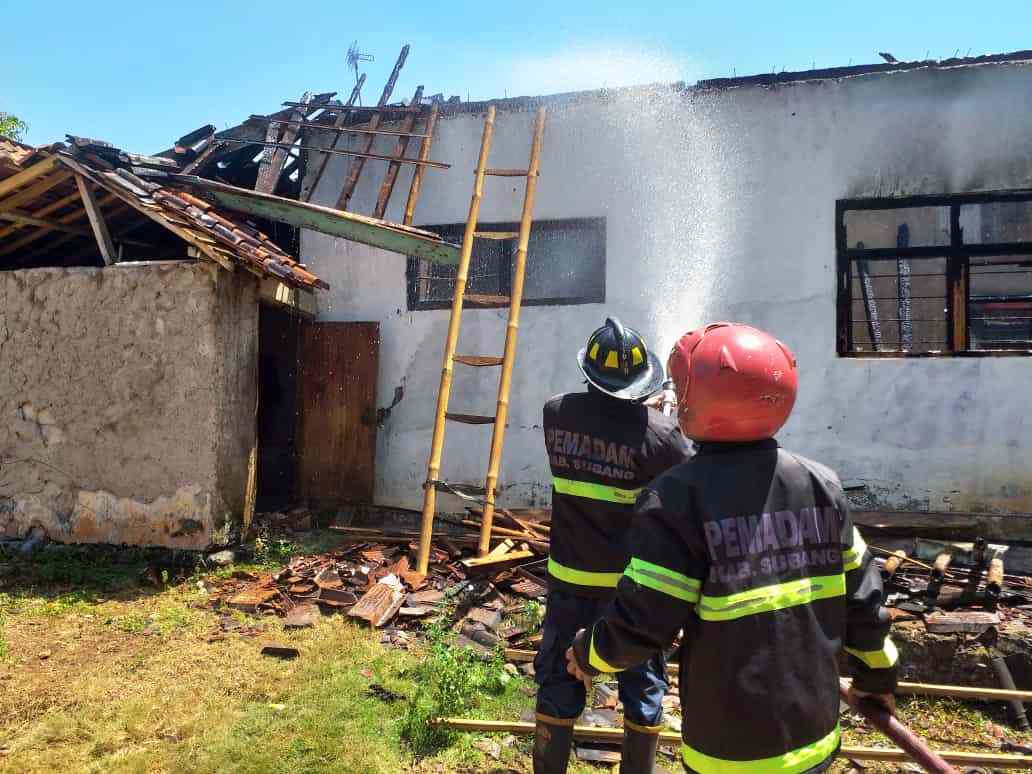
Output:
[0,261,257,549]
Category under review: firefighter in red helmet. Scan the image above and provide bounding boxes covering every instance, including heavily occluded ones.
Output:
[566,322,897,774]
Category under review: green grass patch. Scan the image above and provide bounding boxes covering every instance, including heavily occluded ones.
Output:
[0,609,8,661]
[401,617,520,756]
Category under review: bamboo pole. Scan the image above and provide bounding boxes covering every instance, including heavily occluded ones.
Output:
[432,718,1032,768]
[415,106,497,575]
[478,107,546,557]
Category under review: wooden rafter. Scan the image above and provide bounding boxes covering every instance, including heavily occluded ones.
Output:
[0,210,102,237]
[336,45,410,211]
[0,155,62,200]
[302,74,366,203]
[75,175,117,265]
[0,191,122,256]
[403,102,440,226]
[17,201,136,256]
[255,91,311,193]
[57,155,243,275]
[0,190,84,241]
[0,171,73,213]
[373,85,424,219]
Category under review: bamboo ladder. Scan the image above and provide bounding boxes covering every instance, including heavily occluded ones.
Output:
[415,106,546,574]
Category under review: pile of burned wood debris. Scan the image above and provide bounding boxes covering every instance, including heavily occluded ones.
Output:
[206,506,550,657]
[877,538,1032,636]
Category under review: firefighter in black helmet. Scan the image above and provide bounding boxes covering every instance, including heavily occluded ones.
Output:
[534,317,693,774]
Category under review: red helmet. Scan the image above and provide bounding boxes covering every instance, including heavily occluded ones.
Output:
[667,322,798,442]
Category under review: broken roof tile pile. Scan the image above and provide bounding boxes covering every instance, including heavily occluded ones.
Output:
[0,137,35,173]
[59,137,326,289]
[207,506,551,651]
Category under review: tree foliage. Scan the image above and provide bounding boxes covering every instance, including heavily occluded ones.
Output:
[0,112,28,142]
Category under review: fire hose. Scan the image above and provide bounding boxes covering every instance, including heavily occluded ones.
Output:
[839,683,957,773]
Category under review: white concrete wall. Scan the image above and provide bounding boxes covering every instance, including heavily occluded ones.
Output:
[302,62,1032,516]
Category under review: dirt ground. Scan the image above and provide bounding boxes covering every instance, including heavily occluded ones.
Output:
[0,532,1027,773]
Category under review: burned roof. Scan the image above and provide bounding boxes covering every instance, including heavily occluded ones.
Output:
[407,49,1032,116]
[695,49,1032,91]
[0,137,36,173]
[0,137,326,290]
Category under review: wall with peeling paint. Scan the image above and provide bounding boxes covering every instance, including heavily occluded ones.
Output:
[302,62,1032,517]
[0,261,258,548]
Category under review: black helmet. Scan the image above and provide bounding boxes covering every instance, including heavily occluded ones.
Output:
[577,317,665,401]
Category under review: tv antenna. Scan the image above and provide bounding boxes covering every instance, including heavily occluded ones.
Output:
[346,41,374,93]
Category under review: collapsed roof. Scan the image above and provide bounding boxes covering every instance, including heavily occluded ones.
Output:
[0,44,462,287]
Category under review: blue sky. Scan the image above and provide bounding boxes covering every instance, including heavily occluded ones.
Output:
[3,1,1028,152]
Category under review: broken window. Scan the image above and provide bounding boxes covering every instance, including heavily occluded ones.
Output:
[406,217,606,310]
[837,193,1032,356]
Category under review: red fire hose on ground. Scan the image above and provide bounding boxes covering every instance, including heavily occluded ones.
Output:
[839,683,957,773]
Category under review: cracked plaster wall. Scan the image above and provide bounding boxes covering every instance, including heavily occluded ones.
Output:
[302,63,1032,516]
[0,261,257,548]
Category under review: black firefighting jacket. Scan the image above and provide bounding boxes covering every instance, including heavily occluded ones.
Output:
[543,389,692,598]
[572,440,897,773]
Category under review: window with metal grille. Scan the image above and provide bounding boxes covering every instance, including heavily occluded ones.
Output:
[837,193,1032,356]
[406,217,606,310]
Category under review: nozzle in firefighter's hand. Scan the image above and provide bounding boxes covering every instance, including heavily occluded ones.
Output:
[643,380,677,415]
[565,644,593,693]
[848,685,897,716]
[642,392,665,409]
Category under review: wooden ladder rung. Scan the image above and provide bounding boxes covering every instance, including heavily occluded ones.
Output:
[474,231,520,240]
[483,168,529,177]
[464,293,511,308]
[454,355,505,367]
[445,412,497,425]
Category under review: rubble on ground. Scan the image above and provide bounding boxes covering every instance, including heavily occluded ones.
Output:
[205,506,552,654]
[202,507,1032,759]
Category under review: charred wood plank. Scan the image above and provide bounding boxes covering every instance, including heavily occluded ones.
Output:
[335,44,409,211]
[373,85,424,219]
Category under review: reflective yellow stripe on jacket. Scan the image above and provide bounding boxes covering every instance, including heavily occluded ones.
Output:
[624,557,701,603]
[682,725,840,774]
[846,638,899,669]
[547,558,622,588]
[552,476,642,504]
[842,527,868,572]
[697,573,847,622]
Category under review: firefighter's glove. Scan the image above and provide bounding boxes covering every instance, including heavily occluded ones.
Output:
[566,628,596,693]
[848,685,897,717]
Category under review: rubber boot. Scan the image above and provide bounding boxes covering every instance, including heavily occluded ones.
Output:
[533,716,574,774]
[620,722,660,774]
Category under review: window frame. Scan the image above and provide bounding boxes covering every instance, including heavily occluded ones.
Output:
[406,216,606,311]
[836,191,1032,358]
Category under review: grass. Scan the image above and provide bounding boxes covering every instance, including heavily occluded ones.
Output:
[0,532,1027,773]
[0,532,602,773]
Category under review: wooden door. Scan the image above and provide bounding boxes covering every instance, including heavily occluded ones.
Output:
[297,321,380,505]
